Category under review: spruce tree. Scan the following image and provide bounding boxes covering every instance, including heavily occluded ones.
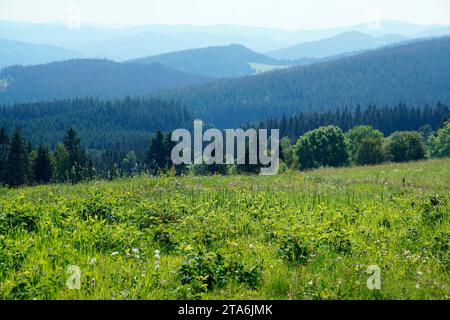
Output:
[33,145,54,184]
[4,128,30,187]
[63,127,86,183]
[146,129,166,174]
[0,128,8,184]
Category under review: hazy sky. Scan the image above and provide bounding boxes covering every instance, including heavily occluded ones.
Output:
[1,0,449,30]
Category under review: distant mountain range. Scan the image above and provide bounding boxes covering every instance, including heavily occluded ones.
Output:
[155,37,450,127]
[0,39,81,69]
[0,59,213,105]
[267,31,409,60]
[0,19,448,62]
[131,44,290,78]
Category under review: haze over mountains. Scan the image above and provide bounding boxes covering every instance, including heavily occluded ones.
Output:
[0,19,449,64]
[267,31,408,60]
[0,39,81,69]
[156,37,450,127]
[0,19,449,132]
[0,59,212,104]
[131,44,289,78]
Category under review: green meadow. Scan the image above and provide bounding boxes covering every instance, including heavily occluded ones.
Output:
[0,159,449,300]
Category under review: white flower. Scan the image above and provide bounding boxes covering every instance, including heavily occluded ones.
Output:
[249,244,254,249]
[132,248,140,254]
[417,271,423,276]
[154,253,160,259]
[88,257,97,264]
[415,284,420,289]
[110,252,119,256]
[155,249,160,255]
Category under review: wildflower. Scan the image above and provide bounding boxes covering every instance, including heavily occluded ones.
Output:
[110,252,119,256]
[132,248,140,254]
[415,284,420,289]
[154,249,160,270]
[88,257,97,264]
[417,271,423,276]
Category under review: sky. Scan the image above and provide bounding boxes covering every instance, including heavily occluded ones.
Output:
[0,0,449,30]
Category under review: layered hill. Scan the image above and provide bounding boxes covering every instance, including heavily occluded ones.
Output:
[156,37,450,127]
[132,44,290,78]
[0,59,213,104]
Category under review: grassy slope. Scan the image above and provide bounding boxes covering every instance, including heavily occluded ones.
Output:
[0,159,449,300]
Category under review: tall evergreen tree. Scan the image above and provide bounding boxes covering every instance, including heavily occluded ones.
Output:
[63,127,86,183]
[33,145,54,184]
[146,129,167,175]
[4,128,30,187]
[0,127,8,184]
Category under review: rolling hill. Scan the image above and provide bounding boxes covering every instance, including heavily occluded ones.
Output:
[267,31,408,60]
[131,44,290,78]
[0,20,445,60]
[155,37,450,127]
[0,96,192,152]
[0,38,81,69]
[0,59,213,104]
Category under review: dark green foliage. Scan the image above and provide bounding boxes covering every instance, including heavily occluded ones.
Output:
[345,125,384,161]
[146,130,168,175]
[355,138,385,165]
[256,103,449,142]
[159,38,450,127]
[33,145,53,184]
[385,131,426,163]
[0,59,212,105]
[0,128,8,183]
[0,97,192,154]
[63,127,86,183]
[295,125,349,170]
[3,128,30,187]
[178,247,263,296]
[277,235,310,265]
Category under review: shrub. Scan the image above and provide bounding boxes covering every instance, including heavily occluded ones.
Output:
[385,131,426,162]
[277,235,310,265]
[295,126,348,170]
[355,138,385,165]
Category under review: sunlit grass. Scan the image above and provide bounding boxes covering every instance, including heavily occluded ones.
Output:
[0,159,449,299]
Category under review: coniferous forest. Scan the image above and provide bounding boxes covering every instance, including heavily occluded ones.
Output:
[0,8,450,302]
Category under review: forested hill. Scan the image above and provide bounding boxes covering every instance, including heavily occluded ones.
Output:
[0,97,192,152]
[0,38,81,69]
[131,44,288,78]
[0,59,213,105]
[156,37,450,127]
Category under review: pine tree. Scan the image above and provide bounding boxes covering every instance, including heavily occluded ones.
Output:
[0,127,8,184]
[4,128,30,187]
[33,145,54,184]
[63,127,86,183]
[146,129,166,175]
[54,143,69,182]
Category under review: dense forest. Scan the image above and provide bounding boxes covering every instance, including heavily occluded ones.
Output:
[131,44,289,78]
[0,97,192,152]
[157,37,450,127]
[1,101,449,187]
[0,59,212,104]
[252,102,450,141]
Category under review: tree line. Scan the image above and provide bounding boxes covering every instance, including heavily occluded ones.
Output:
[1,109,449,187]
[252,102,449,140]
